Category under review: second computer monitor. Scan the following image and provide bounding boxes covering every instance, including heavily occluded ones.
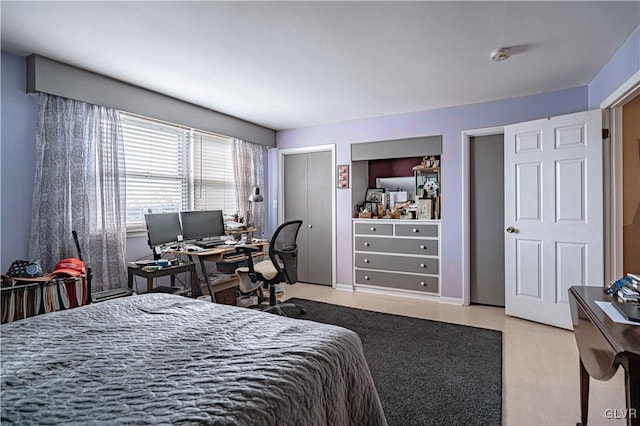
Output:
[180,210,225,242]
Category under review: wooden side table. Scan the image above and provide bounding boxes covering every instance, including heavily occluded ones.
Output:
[127,261,198,296]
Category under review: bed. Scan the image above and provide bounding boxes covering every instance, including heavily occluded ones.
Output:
[1,293,387,425]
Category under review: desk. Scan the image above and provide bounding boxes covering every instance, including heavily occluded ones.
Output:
[127,262,197,295]
[569,286,640,426]
[173,242,268,302]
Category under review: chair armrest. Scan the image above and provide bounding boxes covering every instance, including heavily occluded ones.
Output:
[234,245,260,283]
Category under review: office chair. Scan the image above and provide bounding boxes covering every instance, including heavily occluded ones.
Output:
[234,220,306,316]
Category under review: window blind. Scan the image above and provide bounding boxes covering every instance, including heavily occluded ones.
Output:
[121,114,190,228]
[192,131,237,214]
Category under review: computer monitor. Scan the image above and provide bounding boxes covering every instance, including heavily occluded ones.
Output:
[144,212,183,249]
[180,210,225,242]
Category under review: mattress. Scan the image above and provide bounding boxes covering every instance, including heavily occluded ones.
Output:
[1,293,387,425]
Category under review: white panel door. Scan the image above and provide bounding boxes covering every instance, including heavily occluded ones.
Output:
[504,110,603,329]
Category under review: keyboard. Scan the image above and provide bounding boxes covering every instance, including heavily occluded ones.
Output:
[195,240,226,248]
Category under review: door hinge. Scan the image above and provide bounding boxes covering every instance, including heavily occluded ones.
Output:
[602,129,609,139]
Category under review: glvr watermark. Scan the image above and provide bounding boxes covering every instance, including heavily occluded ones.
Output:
[604,408,637,420]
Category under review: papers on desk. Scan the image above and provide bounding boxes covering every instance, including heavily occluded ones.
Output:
[225,221,245,230]
[595,301,640,326]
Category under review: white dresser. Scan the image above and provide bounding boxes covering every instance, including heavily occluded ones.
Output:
[352,219,441,296]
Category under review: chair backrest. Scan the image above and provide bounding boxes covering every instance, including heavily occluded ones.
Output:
[269,220,303,284]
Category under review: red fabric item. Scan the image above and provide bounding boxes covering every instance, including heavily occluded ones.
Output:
[53,258,85,277]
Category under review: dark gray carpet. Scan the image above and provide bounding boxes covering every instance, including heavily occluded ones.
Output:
[286,298,502,426]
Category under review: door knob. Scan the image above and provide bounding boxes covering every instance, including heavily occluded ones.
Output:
[308,225,312,228]
[506,226,516,233]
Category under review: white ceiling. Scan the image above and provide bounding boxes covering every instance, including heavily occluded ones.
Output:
[2,1,638,130]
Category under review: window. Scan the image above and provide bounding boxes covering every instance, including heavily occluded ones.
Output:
[121,113,236,229]
[192,131,237,213]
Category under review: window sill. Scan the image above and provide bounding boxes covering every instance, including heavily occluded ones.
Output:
[127,228,147,239]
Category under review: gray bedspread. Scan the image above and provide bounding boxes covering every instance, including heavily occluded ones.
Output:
[1,294,387,425]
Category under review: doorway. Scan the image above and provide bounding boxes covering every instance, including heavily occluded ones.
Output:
[604,80,640,281]
[621,94,640,275]
[469,134,505,307]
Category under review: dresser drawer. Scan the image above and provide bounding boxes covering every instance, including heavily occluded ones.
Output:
[355,270,439,293]
[354,223,393,236]
[354,237,438,256]
[355,253,439,274]
[395,224,438,237]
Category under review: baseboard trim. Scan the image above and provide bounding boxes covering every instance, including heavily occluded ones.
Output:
[337,283,466,306]
[439,296,464,305]
[334,283,353,291]
[354,286,440,303]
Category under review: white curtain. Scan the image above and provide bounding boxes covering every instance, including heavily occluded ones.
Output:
[232,139,266,237]
[29,94,127,292]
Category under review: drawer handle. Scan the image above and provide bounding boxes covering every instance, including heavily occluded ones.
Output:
[364,242,370,247]
[420,263,426,268]
[420,245,427,250]
[364,259,370,263]
[420,281,426,286]
[413,228,419,233]
[364,275,370,280]
[370,227,376,231]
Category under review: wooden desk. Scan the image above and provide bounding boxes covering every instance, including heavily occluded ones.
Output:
[173,242,268,302]
[127,261,197,295]
[569,286,640,426]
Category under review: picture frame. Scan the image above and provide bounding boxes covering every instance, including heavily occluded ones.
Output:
[364,202,383,217]
[365,188,385,203]
[337,164,349,189]
[418,198,433,220]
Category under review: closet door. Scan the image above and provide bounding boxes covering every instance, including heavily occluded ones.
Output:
[283,151,333,285]
[306,150,332,285]
[284,153,310,281]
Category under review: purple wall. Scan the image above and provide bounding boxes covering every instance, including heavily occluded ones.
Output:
[0,51,156,271]
[276,87,589,298]
[1,51,37,272]
[589,26,640,108]
[2,22,637,291]
[275,23,640,299]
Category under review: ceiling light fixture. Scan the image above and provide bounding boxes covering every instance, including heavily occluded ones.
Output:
[490,47,511,62]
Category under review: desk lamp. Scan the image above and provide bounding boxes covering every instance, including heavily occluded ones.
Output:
[249,187,264,203]
[247,187,264,240]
